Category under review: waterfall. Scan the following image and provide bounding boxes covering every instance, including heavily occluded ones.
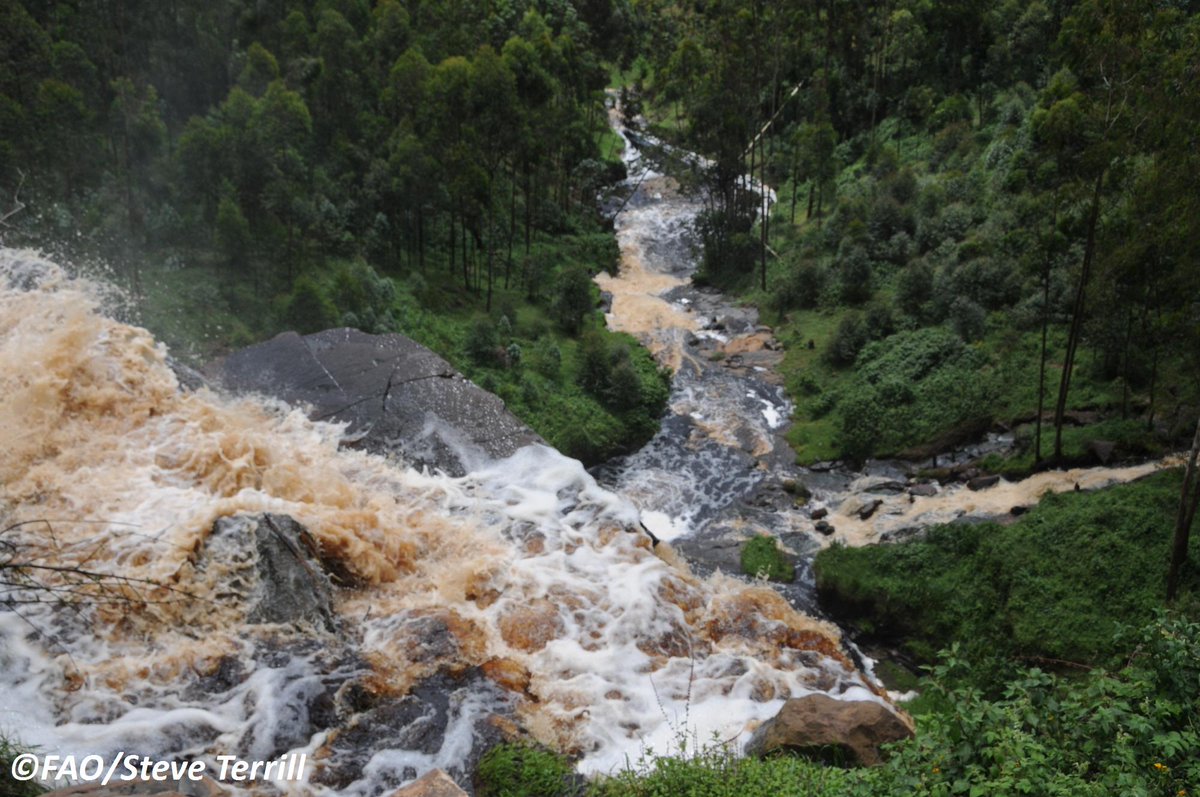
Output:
[0,248,879,793]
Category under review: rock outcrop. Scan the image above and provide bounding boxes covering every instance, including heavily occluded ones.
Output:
[744,694,914,766]
[204,513,336,628]
[212,328,542,476]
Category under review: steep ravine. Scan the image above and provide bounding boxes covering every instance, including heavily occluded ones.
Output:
[590,113,1179,608]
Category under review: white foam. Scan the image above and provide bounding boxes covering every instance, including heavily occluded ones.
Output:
[639,510,692,542]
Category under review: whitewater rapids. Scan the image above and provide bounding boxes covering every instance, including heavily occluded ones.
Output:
[0,249,882,794]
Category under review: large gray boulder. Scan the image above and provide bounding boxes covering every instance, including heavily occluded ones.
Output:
[211,328,542,475]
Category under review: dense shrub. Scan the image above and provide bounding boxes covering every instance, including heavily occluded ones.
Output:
[836,246,873,305]
[282,275,337,334]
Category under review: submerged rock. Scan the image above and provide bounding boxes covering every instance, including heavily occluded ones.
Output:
[212,328,542,476]
[744,693,914,766]
[205,513,336,629]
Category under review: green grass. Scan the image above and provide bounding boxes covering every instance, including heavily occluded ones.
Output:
[1,733,44,797]
[814,469,1200,675]
[740,535,795,582]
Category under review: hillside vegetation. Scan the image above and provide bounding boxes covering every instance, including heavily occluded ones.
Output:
[0,0,666,462]
[627,0,1200,465]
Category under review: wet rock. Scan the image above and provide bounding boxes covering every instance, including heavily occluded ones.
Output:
[908,483,938,498]
[967,474,1001,491]
[167,356,208,392]
[810,507,829,521]
[313,672,506,791]
[1088,439,1116,465]
[206,514,336,630]
[386,769,468,797]
[498,599,564,652]
[598,291,614,313]
[815,521,835,536]
[1010,505,1029,516]
[212,328,542,476]
[481,657,531,694]
[744,694,914,766]
[858,499,883,521]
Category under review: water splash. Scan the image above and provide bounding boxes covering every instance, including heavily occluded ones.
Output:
[0,248,880,792]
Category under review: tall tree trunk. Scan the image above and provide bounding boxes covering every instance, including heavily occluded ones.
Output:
[759,137,767,291]
[461,210,470,292]
[506,166,517,288]
[525,167,533,255]
[486,185,495,313]
[1034,195,1058,462]
[1167,417,1200,601]
[1053,171,1104,462]
[418,206,425,273]
[790,162,799,224]
[1120,302,1134,419]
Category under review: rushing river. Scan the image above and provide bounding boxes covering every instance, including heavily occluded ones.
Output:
[0,245,880,796]
[0,112,1177,795]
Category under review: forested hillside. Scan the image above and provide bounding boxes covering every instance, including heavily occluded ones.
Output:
[0,0,668,463]
[627,0,1200,465]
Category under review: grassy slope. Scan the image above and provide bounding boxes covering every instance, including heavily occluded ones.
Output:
[814,469,1200,668]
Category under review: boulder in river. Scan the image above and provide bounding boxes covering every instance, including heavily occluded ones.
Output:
[967,474,1002,491]
[908,483,938,498]
[212,328,543,476]
[205,513,336,628]
[858,499,883,521]
[744,693,914,766]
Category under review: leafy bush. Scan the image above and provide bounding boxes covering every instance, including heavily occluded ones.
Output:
[466,315,500,365]
[282,275,337,333]
[774,261,828,311]
[836,246,873,305]
[825,312,869,367]
[476,743,577,797]
[554,265,596,335]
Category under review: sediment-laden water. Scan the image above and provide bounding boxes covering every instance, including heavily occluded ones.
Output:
[0,249,879,795]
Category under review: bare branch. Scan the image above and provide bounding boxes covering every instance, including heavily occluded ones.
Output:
[0,168,27,226]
